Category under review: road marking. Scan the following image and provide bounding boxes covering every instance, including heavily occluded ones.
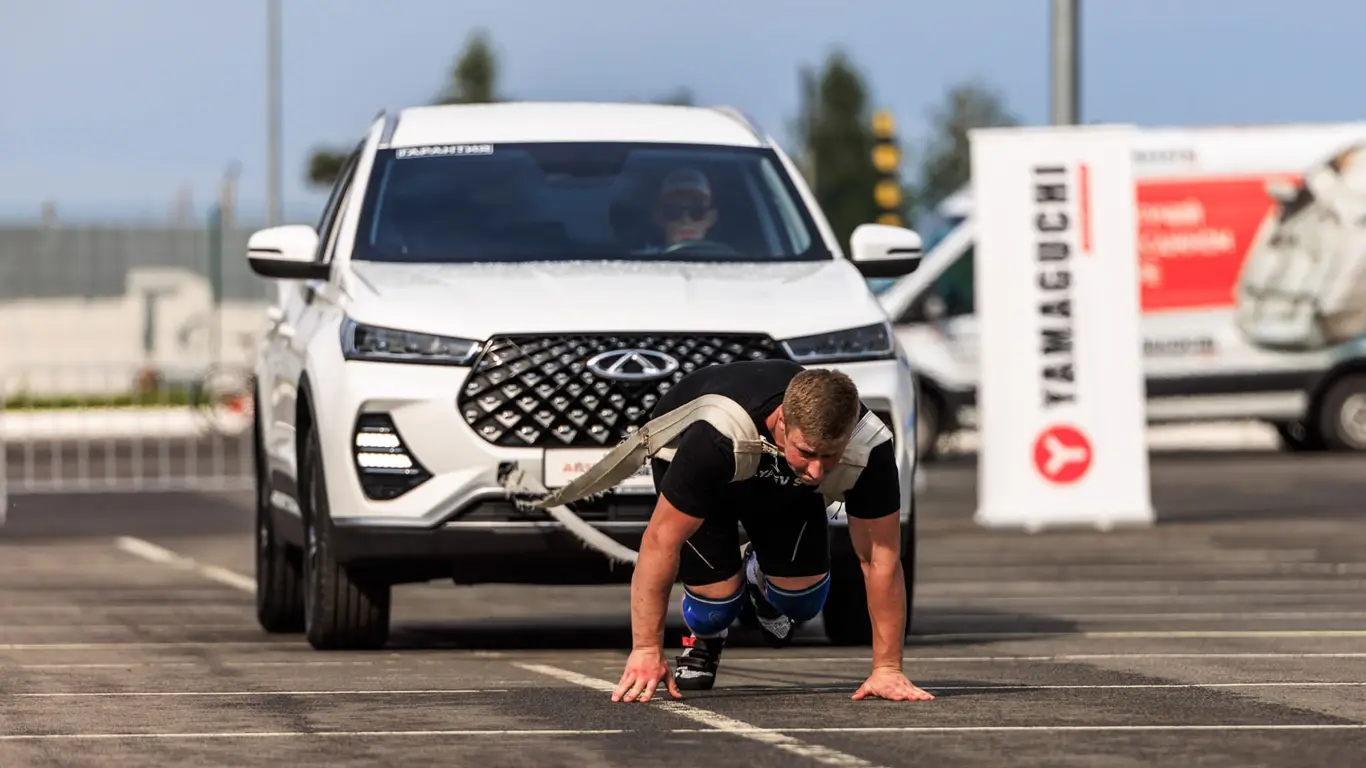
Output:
[10,689,509,698]
[2,624,263,633]
[0,729,627,742]
[0,642,288,651]
[113,537,256,593]
[721,652,1366,664]
[9,724,1361,742]
[925,682,1366,691]
[515,662,884,768]
[906,629,1366,642]
[917,592,1366,605]
[669,724,1366,734]
[919,579,1366,594]
[913,611,1366,621]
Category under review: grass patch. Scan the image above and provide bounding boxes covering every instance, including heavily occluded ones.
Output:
[4,387,209,410]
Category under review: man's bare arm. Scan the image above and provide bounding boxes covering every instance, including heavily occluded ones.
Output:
[847,511,905,670]
[631,495,705,652]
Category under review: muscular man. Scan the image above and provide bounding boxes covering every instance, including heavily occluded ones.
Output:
[610,358,934,704]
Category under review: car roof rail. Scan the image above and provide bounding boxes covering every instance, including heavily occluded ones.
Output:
[711,106,765,142]
[376,109,401,148]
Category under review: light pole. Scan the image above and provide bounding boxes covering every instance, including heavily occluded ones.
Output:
[267,0,282,226]
[1050,0,1080,125]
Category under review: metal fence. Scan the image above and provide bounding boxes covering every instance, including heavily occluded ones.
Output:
[0,220,273,494]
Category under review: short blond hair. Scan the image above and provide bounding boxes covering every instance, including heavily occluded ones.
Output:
[782,368,861,447]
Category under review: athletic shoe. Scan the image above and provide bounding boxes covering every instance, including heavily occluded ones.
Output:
[742,543,795,647]
[674,631,725,690]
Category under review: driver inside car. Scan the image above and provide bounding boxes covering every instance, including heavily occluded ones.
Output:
[650,168,720,250]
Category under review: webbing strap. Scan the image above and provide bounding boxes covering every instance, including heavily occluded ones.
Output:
[527,394,779,510]
[815,410,892,504]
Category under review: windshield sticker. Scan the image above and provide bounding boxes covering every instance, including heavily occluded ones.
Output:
[395,144,494,159]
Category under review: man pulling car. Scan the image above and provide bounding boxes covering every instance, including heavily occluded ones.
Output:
[605,358,934,704]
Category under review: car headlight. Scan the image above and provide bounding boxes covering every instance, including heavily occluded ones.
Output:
[780,321,895,364]
[341,317,481,365]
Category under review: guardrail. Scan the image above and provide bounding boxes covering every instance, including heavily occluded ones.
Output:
[1,362,257,495]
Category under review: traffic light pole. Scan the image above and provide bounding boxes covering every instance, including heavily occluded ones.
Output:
[871,109,903,227]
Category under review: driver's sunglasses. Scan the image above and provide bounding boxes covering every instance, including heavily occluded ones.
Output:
[661,201,710,221]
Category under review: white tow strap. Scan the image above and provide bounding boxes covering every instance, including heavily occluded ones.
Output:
[499,394,892,566]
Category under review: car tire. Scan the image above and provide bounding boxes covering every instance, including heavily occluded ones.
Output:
[1272,420,1325,452]
[300,425,391,651]
[915,389,940,462]
[1317,374,1366,452]
[254,401,304,633]
[821,518,916,647]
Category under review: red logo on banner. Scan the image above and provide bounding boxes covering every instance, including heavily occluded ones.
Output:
[1033,424,1092,484]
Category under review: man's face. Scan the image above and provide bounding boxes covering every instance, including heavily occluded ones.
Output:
[655,191,717,245]
[781,421,849,485]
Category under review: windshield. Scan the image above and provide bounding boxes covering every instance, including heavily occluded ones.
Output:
[351,142,831,264]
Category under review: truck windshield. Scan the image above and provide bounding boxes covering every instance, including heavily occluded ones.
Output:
[351,142,832,264]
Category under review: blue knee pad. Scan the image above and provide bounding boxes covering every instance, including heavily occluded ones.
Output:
[763,572,831,623]
[682,585,745,637]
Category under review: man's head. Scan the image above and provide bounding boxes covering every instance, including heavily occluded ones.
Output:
[652,168,718,244]
[770,368,862,485]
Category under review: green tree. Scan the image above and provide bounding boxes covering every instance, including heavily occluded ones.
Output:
[652,86,695,106]
[915,80,1019,212]
[304,28,502,190]
[434,28,499,105]
[791,50,883,252]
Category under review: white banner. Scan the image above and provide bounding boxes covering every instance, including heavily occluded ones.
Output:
[970,124,1154,531]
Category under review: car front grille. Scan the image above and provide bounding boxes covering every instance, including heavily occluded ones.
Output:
[458,332,789,448]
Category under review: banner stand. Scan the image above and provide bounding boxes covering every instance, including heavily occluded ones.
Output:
[969,124,1155,532]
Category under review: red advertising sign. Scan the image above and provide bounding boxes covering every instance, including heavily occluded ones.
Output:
[1136,175,1300,312]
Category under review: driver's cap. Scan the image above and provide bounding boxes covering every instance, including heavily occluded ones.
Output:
[660,168,711,202]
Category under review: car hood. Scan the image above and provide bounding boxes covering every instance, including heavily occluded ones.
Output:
[341,259,886,341]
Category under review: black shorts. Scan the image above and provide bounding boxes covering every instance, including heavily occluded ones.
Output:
[651,457,831,587]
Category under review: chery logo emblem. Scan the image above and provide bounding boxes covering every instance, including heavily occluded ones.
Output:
[585,348,680,381]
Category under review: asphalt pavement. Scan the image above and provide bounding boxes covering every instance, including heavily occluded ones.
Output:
[3,450,1366,767]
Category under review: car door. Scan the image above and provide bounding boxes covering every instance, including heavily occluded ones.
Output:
[267,147,362,482]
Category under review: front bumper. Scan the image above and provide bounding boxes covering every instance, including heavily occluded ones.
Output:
[301,503,896,586]
[305,352,916,576]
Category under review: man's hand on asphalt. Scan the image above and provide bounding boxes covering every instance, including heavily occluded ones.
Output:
[851,667,935,702]
[612,647,682,703]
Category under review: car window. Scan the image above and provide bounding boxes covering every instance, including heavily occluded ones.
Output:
[352,142,832,264]
[932,246,976,317]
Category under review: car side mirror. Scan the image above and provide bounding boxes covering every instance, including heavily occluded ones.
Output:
[247,225,330,281]
[850,223,922,279]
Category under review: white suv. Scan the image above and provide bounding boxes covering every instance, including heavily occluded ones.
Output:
[244,101,925,650]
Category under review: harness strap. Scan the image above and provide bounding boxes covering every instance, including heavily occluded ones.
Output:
[815,410,893,504]
[527,394,779,510]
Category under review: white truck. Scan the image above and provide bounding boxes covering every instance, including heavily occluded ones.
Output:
[242,101,926,650]
[880,122,1366,458]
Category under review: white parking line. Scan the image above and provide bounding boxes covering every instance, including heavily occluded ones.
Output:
[0,642,288,651]
[907,629,1366,642]
[0,729,627,742]
[915,611,1366,621]
[2,624,262,633]
[113,537,256,593]
[516,662,886,768]
[10,689,508,698]
[918,592,1366,605]
[720,652,1366,664]
[670,724,1366,734]
[3,724,1363,742]
[925,682,1366,691]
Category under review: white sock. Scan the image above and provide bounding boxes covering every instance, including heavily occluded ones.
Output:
[744,547,764,588]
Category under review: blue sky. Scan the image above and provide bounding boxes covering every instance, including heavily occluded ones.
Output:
[4,0,1364,225]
